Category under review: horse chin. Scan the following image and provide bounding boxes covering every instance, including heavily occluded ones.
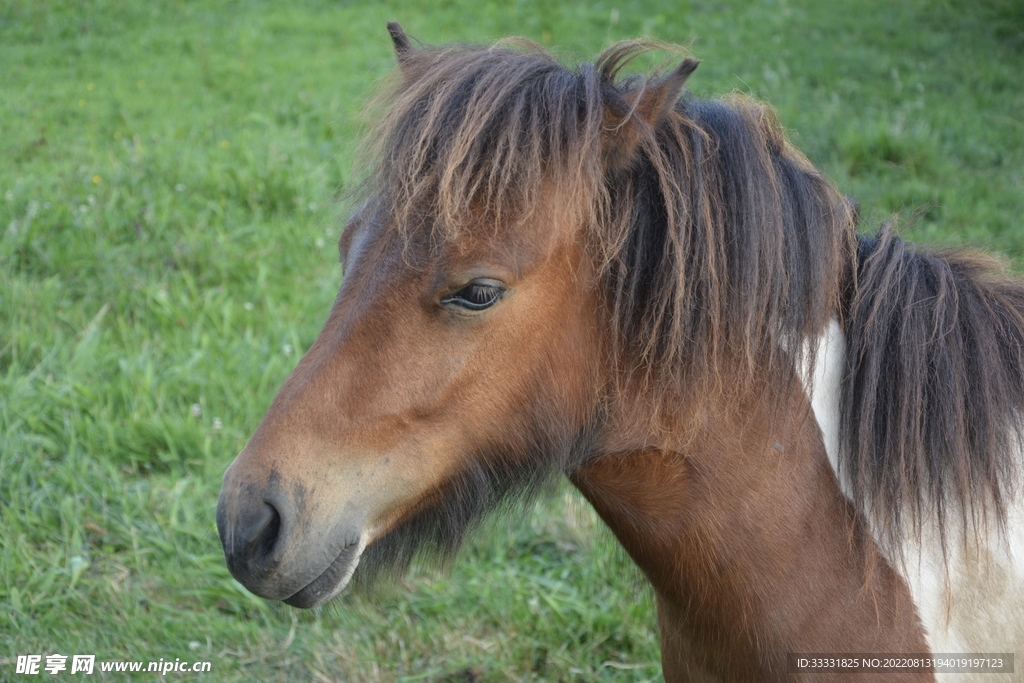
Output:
[283,535,367,609]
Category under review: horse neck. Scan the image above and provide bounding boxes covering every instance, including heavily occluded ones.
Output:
[570,375,932,682]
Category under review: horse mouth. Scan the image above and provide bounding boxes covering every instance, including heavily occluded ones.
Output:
[283,536,366,609]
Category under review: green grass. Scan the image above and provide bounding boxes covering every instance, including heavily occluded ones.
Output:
[1,0,1022,680]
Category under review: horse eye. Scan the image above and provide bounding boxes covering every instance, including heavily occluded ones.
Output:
[441,280,504,311]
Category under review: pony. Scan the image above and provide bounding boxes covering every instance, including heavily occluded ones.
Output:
[217,24,1024,681]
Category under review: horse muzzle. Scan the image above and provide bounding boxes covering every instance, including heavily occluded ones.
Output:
[216,463,368,608]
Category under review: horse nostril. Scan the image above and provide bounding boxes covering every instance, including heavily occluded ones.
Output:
[217,476,299,593]
[247,502,282,566]
[254,502,281,562]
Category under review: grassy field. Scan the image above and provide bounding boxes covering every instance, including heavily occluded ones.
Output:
[1,0,1022,681]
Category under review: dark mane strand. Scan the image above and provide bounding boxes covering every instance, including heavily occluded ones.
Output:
[843,226,1024,556]
[603,95,855,412]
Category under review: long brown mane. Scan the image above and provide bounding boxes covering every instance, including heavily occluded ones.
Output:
[364,38,854,412]
[356,35,1022,563]
[844,227,1024,553]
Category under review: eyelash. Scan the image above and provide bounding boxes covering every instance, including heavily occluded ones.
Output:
[441,281,504,311]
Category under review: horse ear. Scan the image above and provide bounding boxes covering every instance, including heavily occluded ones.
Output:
[387,22,414,65]
[603,58,699,171]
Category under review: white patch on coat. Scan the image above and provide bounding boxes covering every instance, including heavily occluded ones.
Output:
[801,320,1024,682]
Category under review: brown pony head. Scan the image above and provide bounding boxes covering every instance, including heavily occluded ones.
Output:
[217,24,853,607]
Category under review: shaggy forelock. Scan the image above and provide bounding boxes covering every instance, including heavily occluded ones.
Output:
[364,40,607,243]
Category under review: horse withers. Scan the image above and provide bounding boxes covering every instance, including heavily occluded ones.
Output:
[217,24,1024,681]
